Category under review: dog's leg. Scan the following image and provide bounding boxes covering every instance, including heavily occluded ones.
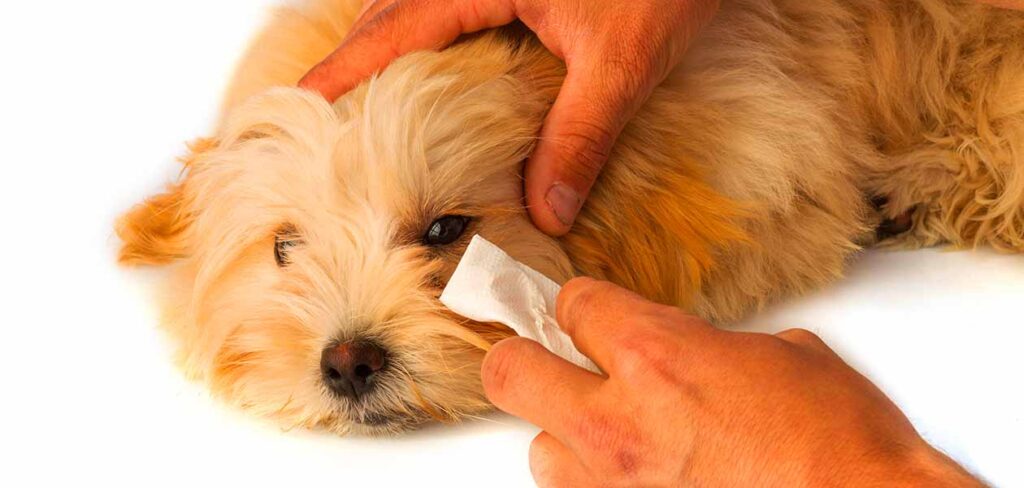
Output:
[868,121,1024,252]
[855,2,1024,252]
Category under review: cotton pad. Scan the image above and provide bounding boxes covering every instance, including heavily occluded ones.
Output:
[440,235,599,373]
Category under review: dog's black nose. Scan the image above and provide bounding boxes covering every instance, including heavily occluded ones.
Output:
[321,341,387,399]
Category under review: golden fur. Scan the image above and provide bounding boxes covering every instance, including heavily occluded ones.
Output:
[117,0,1024,435]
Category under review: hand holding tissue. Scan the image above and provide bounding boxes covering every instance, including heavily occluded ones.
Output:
[440,235,599,373]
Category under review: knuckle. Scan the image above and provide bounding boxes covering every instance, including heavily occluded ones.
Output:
[557,277,605,332]
[356,1,404,55]
[613,330,682,384]
[554,119,615,182]
[601,49,653,90]
[576,411,646,477]
[355,1,384,26]
[598,29,662,87]
[618,307,694,351]
[575,406,622,447]
[616,334,669,365]
[609,445,642,478]
[777,328,827,349]
[645,305,701,329]
[560,276,600,299]
[463,0,489,29]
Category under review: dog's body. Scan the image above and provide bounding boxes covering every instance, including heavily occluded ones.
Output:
[119,0,1024,434]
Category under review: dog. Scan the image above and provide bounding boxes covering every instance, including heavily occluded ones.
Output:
[117,0,1024,435]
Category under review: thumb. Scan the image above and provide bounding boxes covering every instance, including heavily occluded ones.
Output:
[524,56,654,236]
[530,432,595,488]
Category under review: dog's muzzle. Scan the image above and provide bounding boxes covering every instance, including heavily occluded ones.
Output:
[320,340,388,400]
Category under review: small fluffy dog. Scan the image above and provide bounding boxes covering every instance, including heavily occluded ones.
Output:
[118,0,1024,435]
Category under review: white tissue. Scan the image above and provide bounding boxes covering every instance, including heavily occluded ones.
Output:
[440,235,599,373]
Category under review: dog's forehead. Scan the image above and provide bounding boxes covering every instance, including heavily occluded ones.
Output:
[210,82,537,242]
[322,90,532,213]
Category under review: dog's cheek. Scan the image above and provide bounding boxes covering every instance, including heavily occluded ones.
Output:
[476,215,575,284]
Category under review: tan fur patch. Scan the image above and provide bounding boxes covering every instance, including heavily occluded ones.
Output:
[118,0,1024,434]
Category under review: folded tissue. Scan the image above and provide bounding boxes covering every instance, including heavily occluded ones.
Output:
[440,235,599,373]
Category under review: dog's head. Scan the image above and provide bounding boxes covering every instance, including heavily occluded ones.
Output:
[117,40,573,435]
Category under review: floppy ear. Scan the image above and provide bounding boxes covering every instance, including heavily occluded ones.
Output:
[116,183,192,266]
[115,139,214,266]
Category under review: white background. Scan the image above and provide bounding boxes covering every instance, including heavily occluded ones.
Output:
[1,1,1021,486]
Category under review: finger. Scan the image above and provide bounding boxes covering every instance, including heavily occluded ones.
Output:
[358,0,380,17]
[349,0,396,38]
[775,328,831,352]
[481,337,603,442]
[299,0,518,101]
[524,53,657,235]
[530,432,595,488]
[556,277,705,372]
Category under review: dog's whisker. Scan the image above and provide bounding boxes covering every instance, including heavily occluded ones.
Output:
[118,0,1024,438]
[461,414,509,426]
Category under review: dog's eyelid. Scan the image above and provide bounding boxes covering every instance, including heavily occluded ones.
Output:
[275,222,300,237]
[274,223,304,267]
[422,215,474,247]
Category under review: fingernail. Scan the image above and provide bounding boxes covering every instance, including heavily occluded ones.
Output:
[545,182,582,227]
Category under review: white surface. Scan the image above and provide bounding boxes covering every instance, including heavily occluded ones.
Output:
[441,235,598,373]
[0,1,1021,487]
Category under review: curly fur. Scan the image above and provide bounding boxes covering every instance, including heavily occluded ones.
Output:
[117,0,1024,434]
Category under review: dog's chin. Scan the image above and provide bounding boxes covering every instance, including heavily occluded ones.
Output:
[345,409,428,436]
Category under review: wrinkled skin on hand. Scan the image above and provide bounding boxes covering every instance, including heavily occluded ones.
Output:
[480,278,982,487]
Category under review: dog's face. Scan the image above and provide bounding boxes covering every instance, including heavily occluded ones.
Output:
[118,52,573,435]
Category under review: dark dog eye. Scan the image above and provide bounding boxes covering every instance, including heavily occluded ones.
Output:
[424,216,470,246]
[274,225,302,267]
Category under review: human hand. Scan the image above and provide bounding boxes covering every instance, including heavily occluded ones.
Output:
[480,278,981,487]
[299,0,719,236]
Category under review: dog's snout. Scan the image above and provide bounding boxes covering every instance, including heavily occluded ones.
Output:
[321,341,387,399]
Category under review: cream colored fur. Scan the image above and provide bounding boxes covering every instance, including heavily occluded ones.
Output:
[118,0,1024,434]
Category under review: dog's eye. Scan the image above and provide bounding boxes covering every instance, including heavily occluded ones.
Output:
[424,216,471,246]
[274,226,303,267]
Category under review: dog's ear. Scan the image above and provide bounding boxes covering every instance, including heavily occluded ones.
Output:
[116,183,191,266]
[116,139,215,266]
